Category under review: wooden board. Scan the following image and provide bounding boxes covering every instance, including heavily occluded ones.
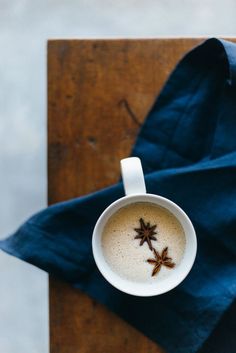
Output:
[48,38,208,353]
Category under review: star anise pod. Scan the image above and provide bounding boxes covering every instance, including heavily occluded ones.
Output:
[147,247,175,276]
[134,218,157,250]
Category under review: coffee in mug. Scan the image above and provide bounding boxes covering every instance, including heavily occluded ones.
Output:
[102,202,186,283]
[92,157,197,296]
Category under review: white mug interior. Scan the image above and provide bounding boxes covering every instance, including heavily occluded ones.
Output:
[92,193,197,296]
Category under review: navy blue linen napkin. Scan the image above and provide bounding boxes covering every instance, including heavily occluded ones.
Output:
[1,38,236,353]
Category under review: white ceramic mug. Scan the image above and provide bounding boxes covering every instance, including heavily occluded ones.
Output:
[92,157,197,296]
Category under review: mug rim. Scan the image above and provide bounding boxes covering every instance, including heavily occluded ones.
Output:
[92,193,197,296]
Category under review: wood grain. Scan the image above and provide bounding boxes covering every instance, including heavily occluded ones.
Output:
[48,38,211,353]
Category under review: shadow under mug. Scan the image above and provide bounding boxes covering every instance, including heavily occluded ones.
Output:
[92,157,197,296]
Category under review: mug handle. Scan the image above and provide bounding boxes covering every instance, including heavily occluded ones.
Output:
[120,157,146,196]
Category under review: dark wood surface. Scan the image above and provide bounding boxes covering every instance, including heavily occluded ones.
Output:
[48,38,212,353]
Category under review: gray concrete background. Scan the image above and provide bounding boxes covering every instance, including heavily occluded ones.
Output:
[0,1,236,352]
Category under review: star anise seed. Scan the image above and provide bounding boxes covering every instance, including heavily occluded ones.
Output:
[134,218,157,250]
[147,247,175,277]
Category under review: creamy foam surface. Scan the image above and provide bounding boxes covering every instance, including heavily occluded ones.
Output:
[101,202,186,283]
